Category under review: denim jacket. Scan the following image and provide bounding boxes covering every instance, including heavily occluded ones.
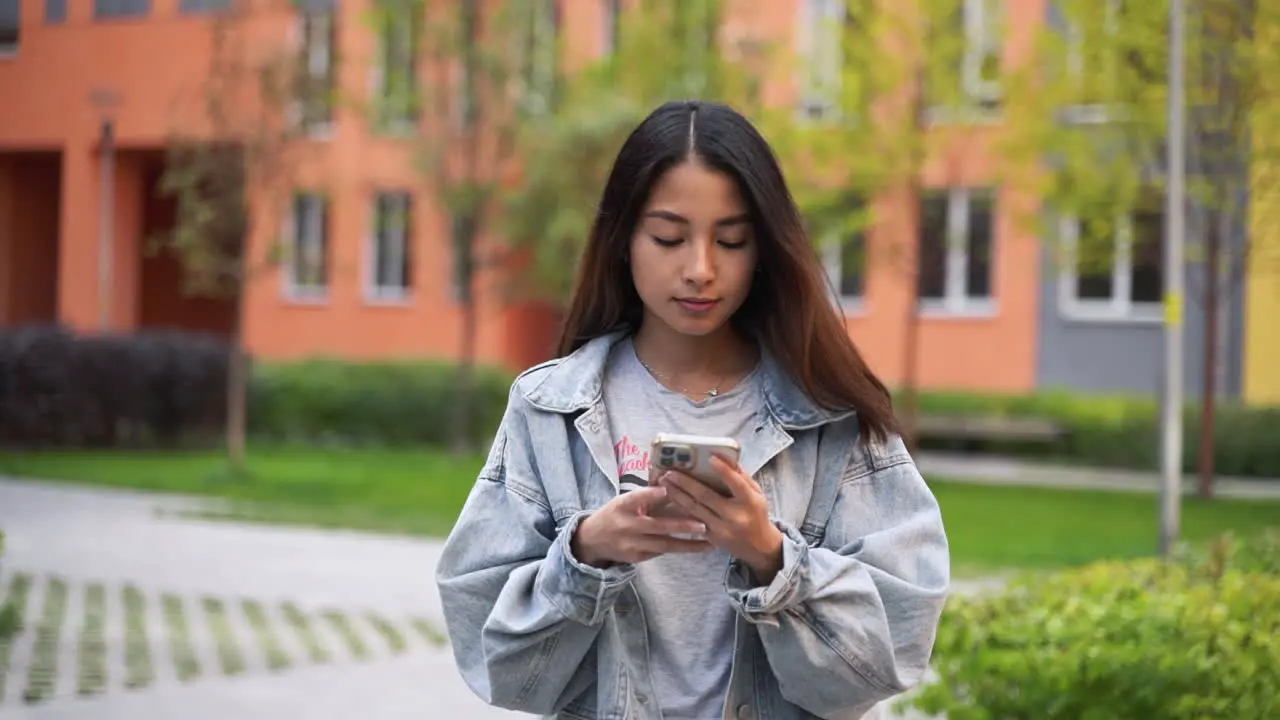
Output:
[435,331,950,720]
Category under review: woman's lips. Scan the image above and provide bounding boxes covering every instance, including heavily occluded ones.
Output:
[676,298,718,313]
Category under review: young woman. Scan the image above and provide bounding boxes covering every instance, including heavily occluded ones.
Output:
[436,101,949,720]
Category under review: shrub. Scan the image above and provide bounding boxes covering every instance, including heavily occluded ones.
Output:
[910,531,1280,719]
[246,358,512,448]
[0,325,228,449]
[0,325,513,452]
[0,530,18,642]
[912,389,1280,477]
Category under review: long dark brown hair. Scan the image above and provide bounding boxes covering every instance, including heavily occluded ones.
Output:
[557,100,898,441]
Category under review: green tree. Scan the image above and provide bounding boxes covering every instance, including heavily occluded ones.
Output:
[362,0,554,453]
[155,0,318,473]
[777,0,1011,443]
[1001,0,1280,497]
[501,0,767,304]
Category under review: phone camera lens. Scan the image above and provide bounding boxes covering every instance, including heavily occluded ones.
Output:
[676,451,691,464]
[660,446,674,456]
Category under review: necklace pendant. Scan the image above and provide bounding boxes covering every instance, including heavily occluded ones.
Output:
[706,388,719,398]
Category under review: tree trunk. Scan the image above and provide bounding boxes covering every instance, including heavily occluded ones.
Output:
[226,283,248,474]
[1198,218,1221,500]
[900,266,922,451]
[451,216,478,456]
[454,304,477,456]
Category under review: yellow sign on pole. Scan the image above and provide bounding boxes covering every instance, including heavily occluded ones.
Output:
[1164,291,1183,329]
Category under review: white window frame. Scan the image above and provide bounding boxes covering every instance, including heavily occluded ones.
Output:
[917,188,997,317]
[796,0,844,121]
[517,0,558,118]
[288,8,336,138]
[1057,213,1163,323]
[283,193,330,303]
[962,0,1002,106]
[820,222,869,314]
[370,2,418,134]
[1059,0,1121,125]
[924,0,1003,125]
[365,191,414,304]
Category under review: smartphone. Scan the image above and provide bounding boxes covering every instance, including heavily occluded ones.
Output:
[650,433,742,497]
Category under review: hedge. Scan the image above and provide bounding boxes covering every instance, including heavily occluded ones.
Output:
[908,529,1280,719]
[912,389,1280,478]
[3,325,1277,476]
[0,325,228,449]
[246,358,511,448]
[0,325,512,451]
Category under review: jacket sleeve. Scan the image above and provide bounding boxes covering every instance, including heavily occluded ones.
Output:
[433,384,637,715]
[723,434,950,719]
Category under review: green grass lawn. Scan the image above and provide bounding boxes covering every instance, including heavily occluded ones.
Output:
[2,448,1276,575]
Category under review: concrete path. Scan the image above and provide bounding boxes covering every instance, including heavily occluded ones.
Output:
[0,478,525,719]
[916,451,1280,500]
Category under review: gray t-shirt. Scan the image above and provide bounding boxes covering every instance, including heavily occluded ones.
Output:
[602,337,763,720]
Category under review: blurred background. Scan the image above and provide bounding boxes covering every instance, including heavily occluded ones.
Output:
[0,0,1277,718]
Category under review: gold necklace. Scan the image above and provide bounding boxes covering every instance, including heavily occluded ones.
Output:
[637,356,728,398]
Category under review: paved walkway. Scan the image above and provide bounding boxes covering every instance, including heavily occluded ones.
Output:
[0,478,525,719]
[916,452,1280,500]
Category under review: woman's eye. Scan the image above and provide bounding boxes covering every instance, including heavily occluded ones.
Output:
[651,235,682,247]
[719,239,748,250]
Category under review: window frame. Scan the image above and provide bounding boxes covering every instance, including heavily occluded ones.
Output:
[283,192,331,303]
[370,0,420,134]
[916,187,998,317]
[290,6,337,138]
[1057,209,1165,323]
[365,191,415,304]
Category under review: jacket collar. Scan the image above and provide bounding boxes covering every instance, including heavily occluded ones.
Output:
[521,330,855,431]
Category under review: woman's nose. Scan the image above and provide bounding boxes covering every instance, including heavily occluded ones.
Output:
[682,242,716,285]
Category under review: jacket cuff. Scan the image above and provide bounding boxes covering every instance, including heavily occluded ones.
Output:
[540,510,637,626]
[725,521,808,624]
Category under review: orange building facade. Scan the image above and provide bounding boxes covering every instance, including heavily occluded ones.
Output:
[0,0,1050,392]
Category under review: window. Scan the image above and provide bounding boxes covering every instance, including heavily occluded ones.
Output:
[0,0,17,53]
[518,0,559,117]
[820,198,869,306]
[373,1,420,132]
[1056,0,1122,122]
[917,188,995,312]
[1059,202,1164,320]
[179,0,230,14]
[368,192,413,301]
[797,0,845,120]
[602,0,621,56]
[962,0,1002,109]
[294,4,337,134]
[94,0,150,19]
[925,0,1001,119]
[837,233,867,299]
[47,0,66,24]
[286,193,329,299]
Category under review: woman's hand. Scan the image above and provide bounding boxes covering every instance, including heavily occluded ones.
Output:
[571,486,714,568]
[656,455,785,585]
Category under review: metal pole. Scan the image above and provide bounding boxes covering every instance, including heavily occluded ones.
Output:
[1160,0,1186,557]
[98,118,115,332]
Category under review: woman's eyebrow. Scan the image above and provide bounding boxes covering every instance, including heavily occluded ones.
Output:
[643,210,751,228]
